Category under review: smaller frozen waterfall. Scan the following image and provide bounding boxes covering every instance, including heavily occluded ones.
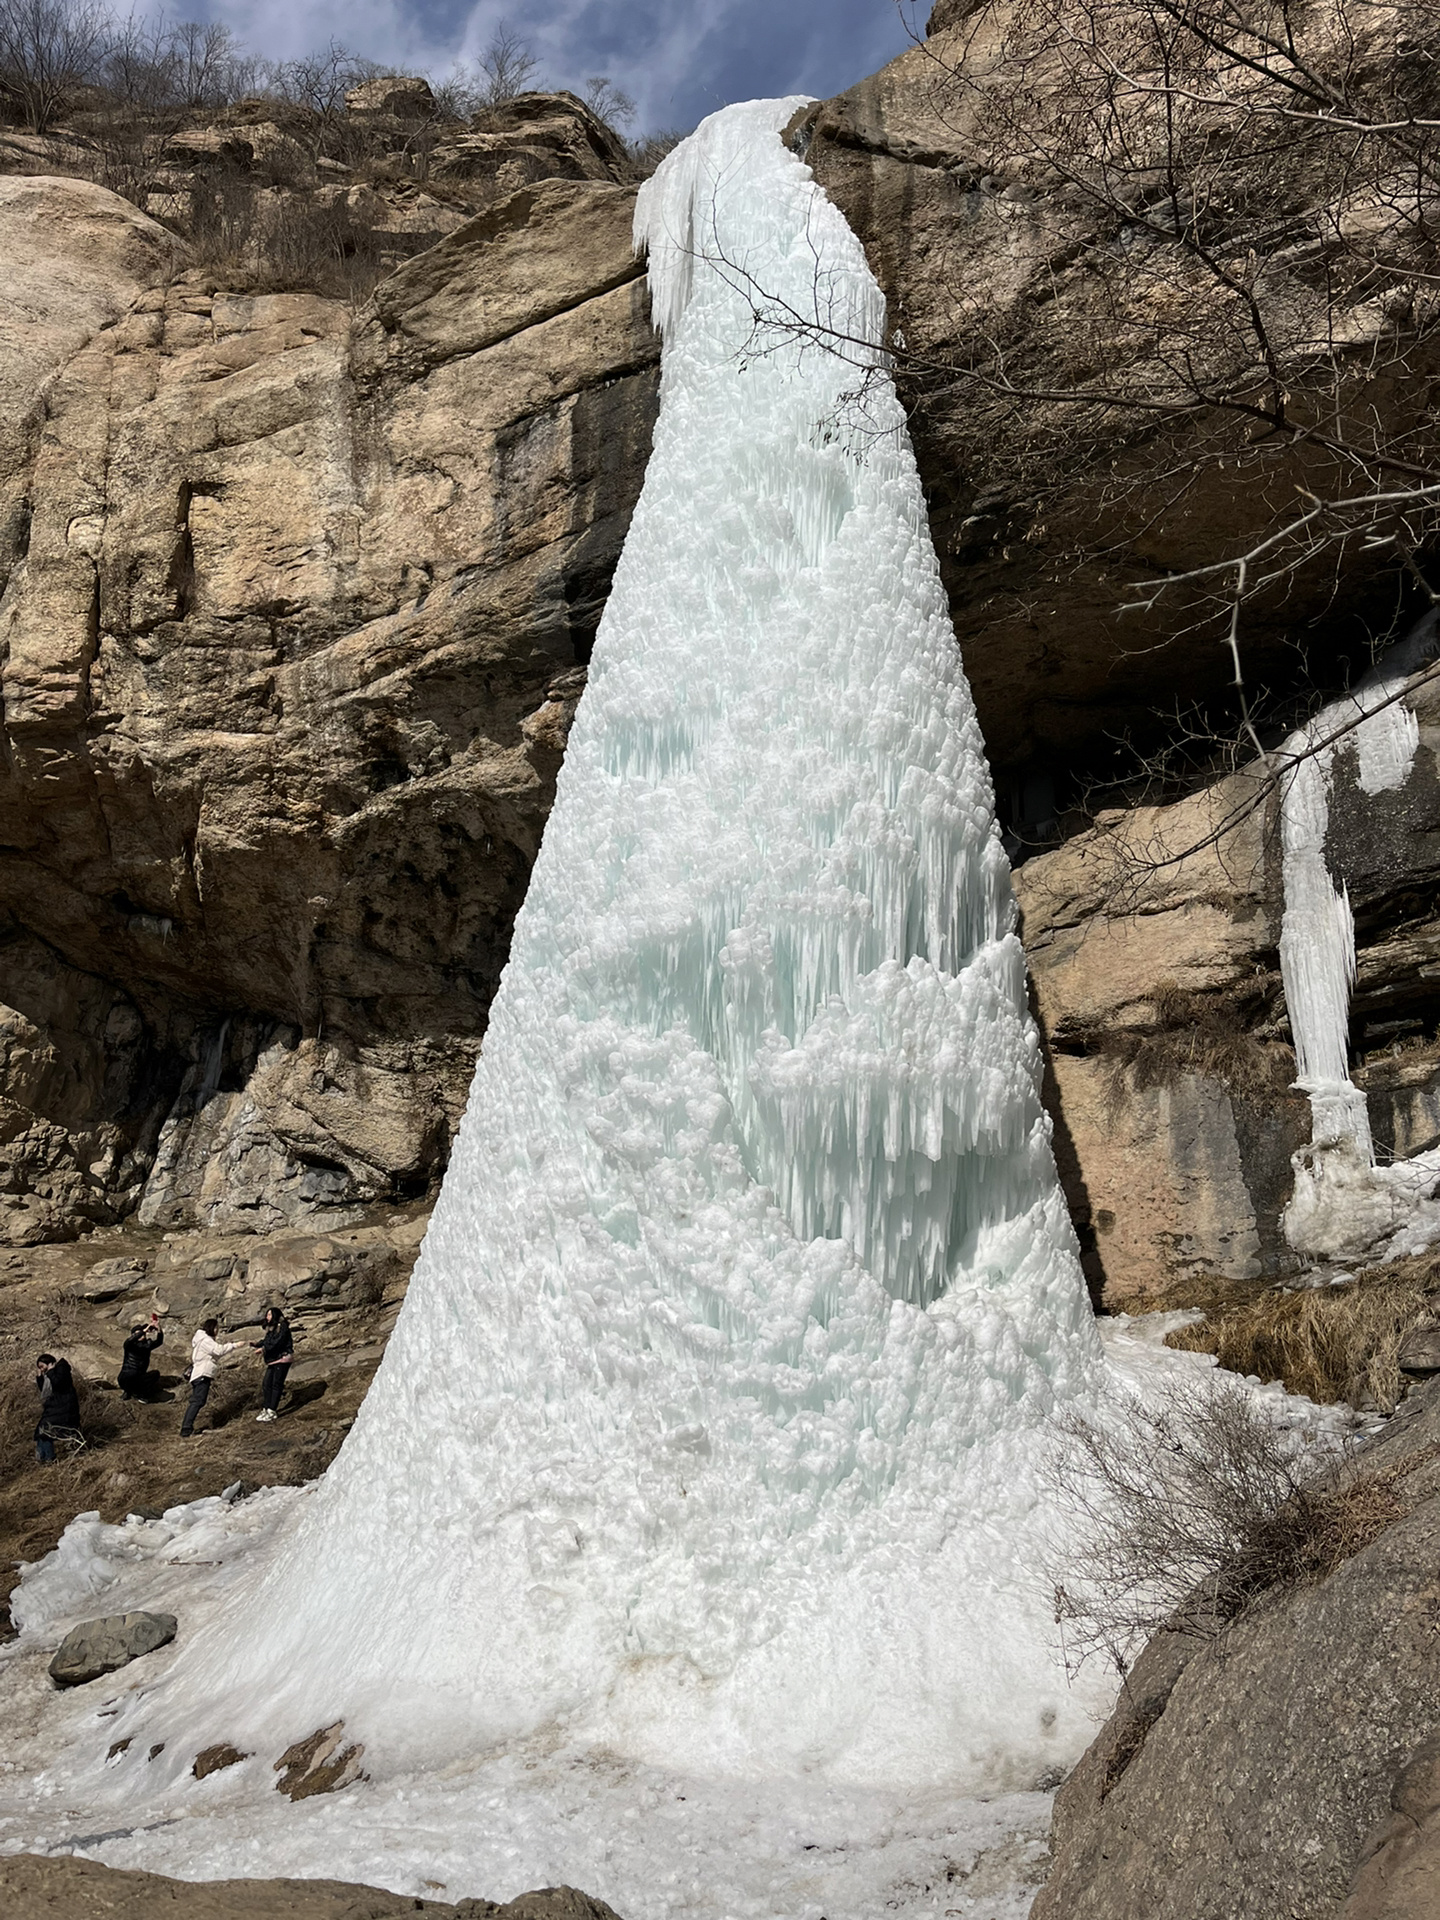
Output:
[115,99,1105,1794]
[1279,614,1440,1262]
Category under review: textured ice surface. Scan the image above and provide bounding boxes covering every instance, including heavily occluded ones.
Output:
[1279,613,1440,1262]
[0,1334,1355,1918]
[92,100,1107,1796]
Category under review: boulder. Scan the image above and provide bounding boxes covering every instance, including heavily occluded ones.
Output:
[1032,1383,1440,1918]
[76,1256,149,1301]
[273,1721,366,1799]
[1344,1731,1440,1920]
[193,1742,249,1779]
[1398,1321,1440,1376]
[345,75,436,118]
[48,1610,177,1686]
[0,1854,626,1918]
[430,94,631,211]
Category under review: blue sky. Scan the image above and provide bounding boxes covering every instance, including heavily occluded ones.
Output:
[184,1,924,131]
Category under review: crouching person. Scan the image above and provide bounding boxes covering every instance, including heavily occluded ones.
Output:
[118,1315,165,1401]
[180,1318,241,1437]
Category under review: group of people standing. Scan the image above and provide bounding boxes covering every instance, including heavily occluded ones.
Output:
[179,1306,293,1437]
[33,1305,295,1462]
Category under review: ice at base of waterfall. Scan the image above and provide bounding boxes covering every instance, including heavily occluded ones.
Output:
[0,1328,1359,1920]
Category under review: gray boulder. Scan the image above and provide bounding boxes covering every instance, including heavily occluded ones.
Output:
[0,1854,627,1916]
[1398,1320,1440,1376]
[49,1611,177,1687]
[1032,1380,1440,1919]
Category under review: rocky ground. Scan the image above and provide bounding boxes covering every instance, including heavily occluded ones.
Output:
[0,1854,623,1919]
[0,1204,425,1634]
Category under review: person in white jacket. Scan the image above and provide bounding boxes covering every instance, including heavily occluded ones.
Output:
[180,1318,242,1437]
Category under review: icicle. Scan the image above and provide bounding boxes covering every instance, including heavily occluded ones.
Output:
[1279,612,1440,1260]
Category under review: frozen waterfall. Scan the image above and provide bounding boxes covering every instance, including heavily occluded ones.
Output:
[1280,612,1440,1263]
[115,100,1106,1793]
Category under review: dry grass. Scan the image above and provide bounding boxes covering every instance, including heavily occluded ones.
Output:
[1165,1258,1439,1412]
[1102,980,1294,1113]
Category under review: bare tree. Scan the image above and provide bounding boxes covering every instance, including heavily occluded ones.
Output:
[433,21,541,121]
[474,20,538,106]
[89,14,256,203]
[0,0,109,131]
[170,19,253,109]
[581,74,636,130]
[907,0,1440,669]
[270,39,376,113]
[1045,1375,1366,1679]
[696,2,1440,829]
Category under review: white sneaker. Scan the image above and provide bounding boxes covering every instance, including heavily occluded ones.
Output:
[255,1410,276,1423]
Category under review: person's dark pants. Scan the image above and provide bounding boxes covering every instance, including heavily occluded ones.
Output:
[119,1372,164,1402]
[262,1362,291,1414]
[181,1376,211,1435]
[34,1426,55,1465]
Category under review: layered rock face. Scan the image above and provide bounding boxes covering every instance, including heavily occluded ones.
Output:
[0,118,658,1245]
[1016,689,1440,1304]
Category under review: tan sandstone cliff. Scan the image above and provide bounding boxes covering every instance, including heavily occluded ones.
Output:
[4,21,1437,1312]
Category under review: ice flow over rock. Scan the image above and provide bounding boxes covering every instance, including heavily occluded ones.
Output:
[122,99,1105,1790]
[1279,611,1440,1264]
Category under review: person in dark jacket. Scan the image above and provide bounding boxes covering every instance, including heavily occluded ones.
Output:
[251,1306,294,1423]
[117,1315,165,1400]
[34,1354,82,1464]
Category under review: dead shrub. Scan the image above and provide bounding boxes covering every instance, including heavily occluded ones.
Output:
[203,1366,258,1429]
[1047,1375,1363,1678]
[174,174,387,302]
[175,163,256,267]
[254,193,385,302]
[0,1365,40,1482]
[1165,1268,1435,1412]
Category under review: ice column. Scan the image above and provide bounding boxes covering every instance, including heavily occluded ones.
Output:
[122,100,1104,1792]
[1280,613,1440,1260]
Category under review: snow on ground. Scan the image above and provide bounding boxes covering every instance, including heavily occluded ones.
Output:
[0,1323,1361,1920]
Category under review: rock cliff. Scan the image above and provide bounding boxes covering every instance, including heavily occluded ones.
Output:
[0,101,657,1245]
[2,20,1440,1920]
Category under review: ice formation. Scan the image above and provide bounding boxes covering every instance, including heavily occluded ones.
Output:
[1279,612,1440,1262]
[0,1324,1356,1918]
[106,99,1105,1792]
